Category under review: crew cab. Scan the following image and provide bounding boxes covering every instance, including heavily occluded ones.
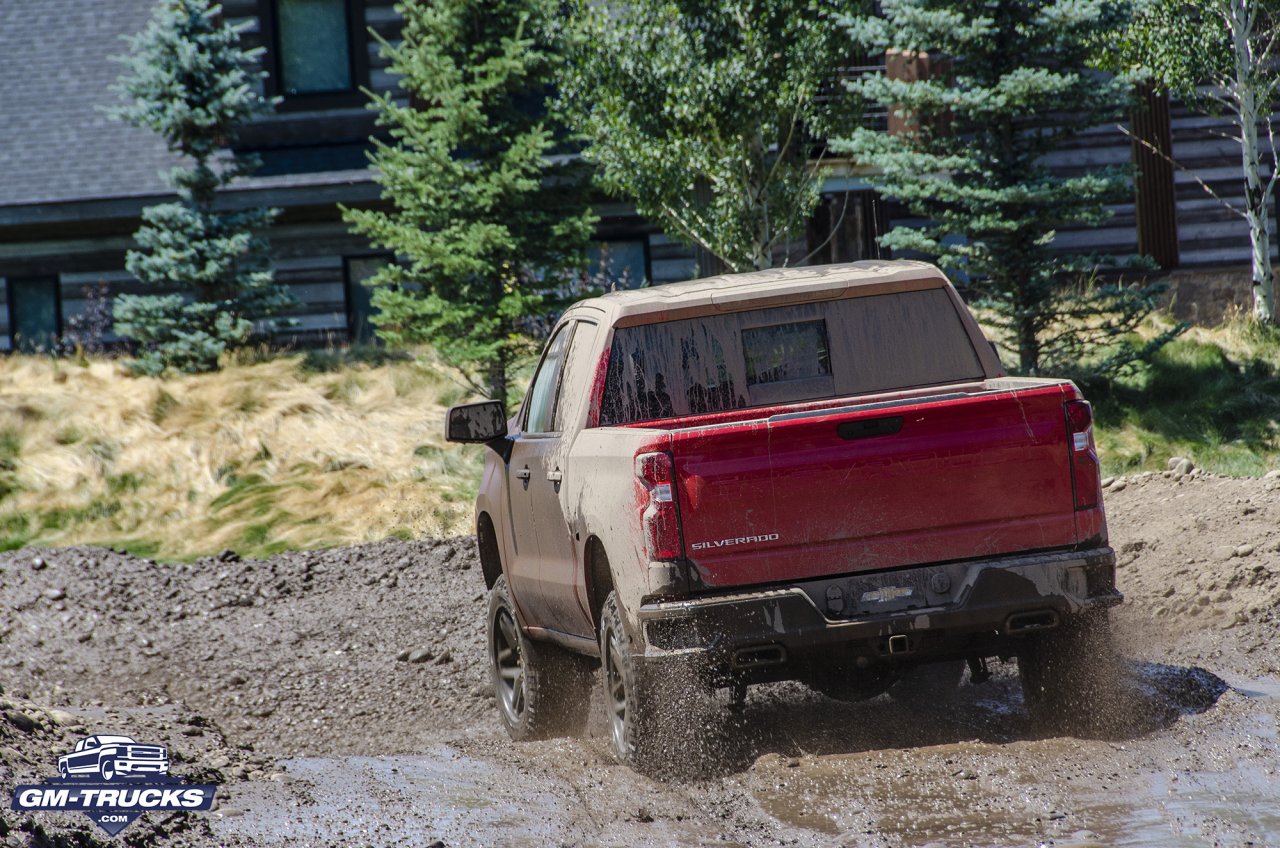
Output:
[57,735,169,780]
[446,260,1121,771]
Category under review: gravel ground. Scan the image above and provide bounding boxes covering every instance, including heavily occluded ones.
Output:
[1,468,1279,847]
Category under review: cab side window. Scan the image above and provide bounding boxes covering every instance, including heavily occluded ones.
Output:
[524,323,574,434]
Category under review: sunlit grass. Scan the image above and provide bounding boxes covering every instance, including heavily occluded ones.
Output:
[1084,313,1280,477]
[0,349,496,559]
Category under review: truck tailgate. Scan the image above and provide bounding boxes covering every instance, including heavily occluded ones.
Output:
[673,380,1079,589]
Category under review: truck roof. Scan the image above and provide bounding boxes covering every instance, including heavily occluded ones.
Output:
[571,260,950,327]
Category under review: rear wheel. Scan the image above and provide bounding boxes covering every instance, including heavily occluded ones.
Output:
[488,575,592,741]
[1018,608,1117,734]
[599,591,715,777]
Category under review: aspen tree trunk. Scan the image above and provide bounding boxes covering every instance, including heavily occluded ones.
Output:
[1231,0,1277,323]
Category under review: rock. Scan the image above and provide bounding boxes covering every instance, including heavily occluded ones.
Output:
[1110,480,1127,493]
[1168,456,1195,475]
[218,549,241,563]
[407,648,434,664]
[1101,477,1116,488]
[76,632,92,643]
[395,649,411,662]
[209,754,232,769]
[4,710,35,733]
[1213,545,1237,562]
[1264,469,1280,480]
[1236,544,1256,558]
[433,649,453,665]
[46,709,80,727]
[43,587,66,601]
[227,672,247,686]
[30,557,45,571]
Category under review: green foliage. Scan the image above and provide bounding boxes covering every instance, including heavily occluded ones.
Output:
[344,0,596,404]
[1093,323,1280,475]
[1111,1,1235,101]
[838,0,1174,375]
[559,0,865,273]
[1110,0,1280,324]
[112,0,295,375]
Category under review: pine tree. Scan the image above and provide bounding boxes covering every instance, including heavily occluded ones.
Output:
[559,0,865,274]
[839,0,1175,375]
[344,0,596,404]
[113,0,293,375]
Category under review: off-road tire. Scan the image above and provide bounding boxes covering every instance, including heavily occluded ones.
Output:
[599,591,715,777]
[487,575,592,741]
[1018,608,1118,734]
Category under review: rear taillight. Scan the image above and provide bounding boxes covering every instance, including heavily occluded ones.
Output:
[635,451,682,560]
[1066,400,1100,510]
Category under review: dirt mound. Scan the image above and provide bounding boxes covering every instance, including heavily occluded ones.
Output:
[0,539,491,759]
[1102,468,1280,669]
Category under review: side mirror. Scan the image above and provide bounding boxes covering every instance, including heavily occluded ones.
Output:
[445,400,508,444]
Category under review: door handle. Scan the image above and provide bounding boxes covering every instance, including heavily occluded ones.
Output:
[514,467,532,480]
[546,470,563,483]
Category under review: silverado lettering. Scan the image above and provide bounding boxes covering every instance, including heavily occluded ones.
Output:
[690,533,781,551]
[446,260,1122,775]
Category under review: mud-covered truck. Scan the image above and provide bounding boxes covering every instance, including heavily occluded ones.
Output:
[446,260,1121,770]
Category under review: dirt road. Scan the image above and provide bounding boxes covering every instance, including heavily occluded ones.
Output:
[2,471,1279,847]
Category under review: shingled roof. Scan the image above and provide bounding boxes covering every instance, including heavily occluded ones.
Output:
[0,0,377,211]
[0,0,183,207]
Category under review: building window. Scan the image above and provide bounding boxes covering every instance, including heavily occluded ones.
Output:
[266,0,365,99]
[587,239,650,289]
[7,276,61,353]
[344,255,389,345]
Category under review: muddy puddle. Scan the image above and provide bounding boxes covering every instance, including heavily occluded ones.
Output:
[210,665,1277,848]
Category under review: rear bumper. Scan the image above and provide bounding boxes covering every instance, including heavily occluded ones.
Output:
[637,547,1120,674]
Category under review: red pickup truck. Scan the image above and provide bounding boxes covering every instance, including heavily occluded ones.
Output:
[446,260,1120,771]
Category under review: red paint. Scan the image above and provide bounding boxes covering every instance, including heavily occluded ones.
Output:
[644,380,1104,590]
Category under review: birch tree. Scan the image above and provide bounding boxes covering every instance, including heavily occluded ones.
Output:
[1119,0,1280,323]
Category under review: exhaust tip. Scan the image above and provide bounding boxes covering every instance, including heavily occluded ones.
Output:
[887,634,911,655]
[1006,610,1060,633]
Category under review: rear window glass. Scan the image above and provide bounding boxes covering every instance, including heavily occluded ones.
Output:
[599,287,984,426]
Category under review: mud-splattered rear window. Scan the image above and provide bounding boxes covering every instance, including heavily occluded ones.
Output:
[598,288,984,425]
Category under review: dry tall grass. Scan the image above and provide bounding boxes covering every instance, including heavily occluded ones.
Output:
[0,352,484,559]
